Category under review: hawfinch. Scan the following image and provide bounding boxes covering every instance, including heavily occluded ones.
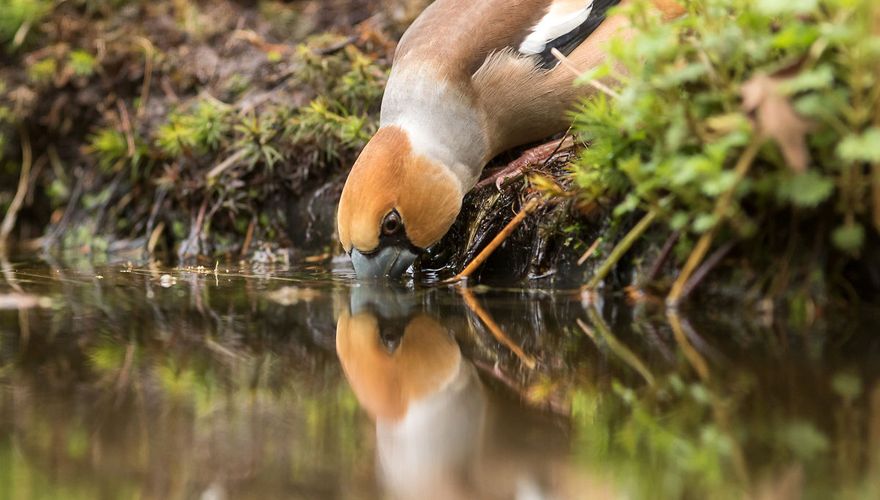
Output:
[337,0,675,279]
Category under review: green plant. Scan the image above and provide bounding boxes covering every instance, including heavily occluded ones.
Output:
[67,50,97,78]
[570,0,880,294]
[155,99,231,157]
[0,0,51,50]
[27,57,57,84]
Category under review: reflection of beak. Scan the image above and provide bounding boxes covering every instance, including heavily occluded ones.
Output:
[351,246,418,280]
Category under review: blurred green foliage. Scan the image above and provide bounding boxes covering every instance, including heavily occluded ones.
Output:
[0,0,50,50]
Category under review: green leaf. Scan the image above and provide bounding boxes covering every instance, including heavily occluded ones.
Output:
[831,223,865,252]
[778,65,834,94]
[757,0,818,15]
[831,372,862,401]
[837,128,880,163]
[776,171,834,207]
[692,213,717,233]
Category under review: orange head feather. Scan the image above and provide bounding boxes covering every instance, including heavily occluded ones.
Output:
[337,126,463,277]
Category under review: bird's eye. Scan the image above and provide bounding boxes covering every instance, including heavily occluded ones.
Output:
[382,211,402,236]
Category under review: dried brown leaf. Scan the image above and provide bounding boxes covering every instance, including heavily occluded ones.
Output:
[741,74,813,172]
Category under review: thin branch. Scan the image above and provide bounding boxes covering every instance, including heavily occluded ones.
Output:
[446,197,541,283]
[585,209,658,289]
[646,230,680,282]
[551,48,621,99]
[667,139,761,307]
[0,129,33,252]
[577,237,603,266]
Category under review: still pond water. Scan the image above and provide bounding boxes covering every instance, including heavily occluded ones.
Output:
[0,261,878,499]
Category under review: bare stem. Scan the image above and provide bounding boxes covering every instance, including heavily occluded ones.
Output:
[585,209,657,289]
[0,129,33,253]
[447,197,541,283]
[667,139,762,307]
[550,48,621,99]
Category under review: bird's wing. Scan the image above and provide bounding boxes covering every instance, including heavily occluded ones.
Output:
[518,0,622,69]
[393,0,621,77]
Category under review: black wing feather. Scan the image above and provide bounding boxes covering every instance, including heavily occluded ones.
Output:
[531,0,621,69]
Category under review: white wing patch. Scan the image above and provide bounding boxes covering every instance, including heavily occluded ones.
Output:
[518,0,594,55]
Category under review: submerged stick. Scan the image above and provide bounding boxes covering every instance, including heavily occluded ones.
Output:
[461,287,537,369]
[585,209,657,290]
[667,139,761,307]
[447,197,541,283]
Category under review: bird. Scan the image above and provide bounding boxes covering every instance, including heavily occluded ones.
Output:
[337,0,684,279]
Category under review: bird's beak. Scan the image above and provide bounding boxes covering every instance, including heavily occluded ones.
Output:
[350,246,418,280]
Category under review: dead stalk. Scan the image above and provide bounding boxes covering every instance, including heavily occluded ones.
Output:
[551,48,621,99]
[646,230,680,282]
[461,287,537,369]
[447,197,541,283]
[667,139,762,307]
[577,237,602,266]
[0,129,33,253]
[585,209,657,290]
[134,37,155,118]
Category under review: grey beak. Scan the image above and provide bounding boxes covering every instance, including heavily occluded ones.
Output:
[350,246,418,280]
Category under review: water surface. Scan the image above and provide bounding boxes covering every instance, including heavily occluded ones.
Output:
[0,261,878,499]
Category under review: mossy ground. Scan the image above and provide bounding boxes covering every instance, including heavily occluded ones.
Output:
[2,0,878,308]
[0,0,423,263]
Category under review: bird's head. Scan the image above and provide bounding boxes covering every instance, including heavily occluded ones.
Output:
[337,126,463,279]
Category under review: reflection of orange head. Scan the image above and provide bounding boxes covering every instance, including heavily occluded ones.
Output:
[336,311,461,421]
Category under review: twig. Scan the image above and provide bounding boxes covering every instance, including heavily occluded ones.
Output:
[116,99,136,157]
[206,149,248,181]
[585,209,658,289]
[446,197,541,283]
[240,217,255,257]
[551,48,621,99]
[667,139,761,307]
[313,35,357,56]
[461,288,537,369]
[180,197,209,260]
[0,129,33,252]
[133,37,155,118]
[577,237,602,266]
[646,230,681,282]
[147,221,165,256]
[679,240,735,300]
[12,20,31,49]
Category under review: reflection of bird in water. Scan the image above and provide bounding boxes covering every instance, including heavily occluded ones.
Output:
[335,288,617,499]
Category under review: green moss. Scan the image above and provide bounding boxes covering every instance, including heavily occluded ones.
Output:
[155,99,231,157]
[67,50,97,78]
[27,57,57,84]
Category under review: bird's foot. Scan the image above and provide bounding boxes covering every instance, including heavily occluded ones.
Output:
[475,136,575,191]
